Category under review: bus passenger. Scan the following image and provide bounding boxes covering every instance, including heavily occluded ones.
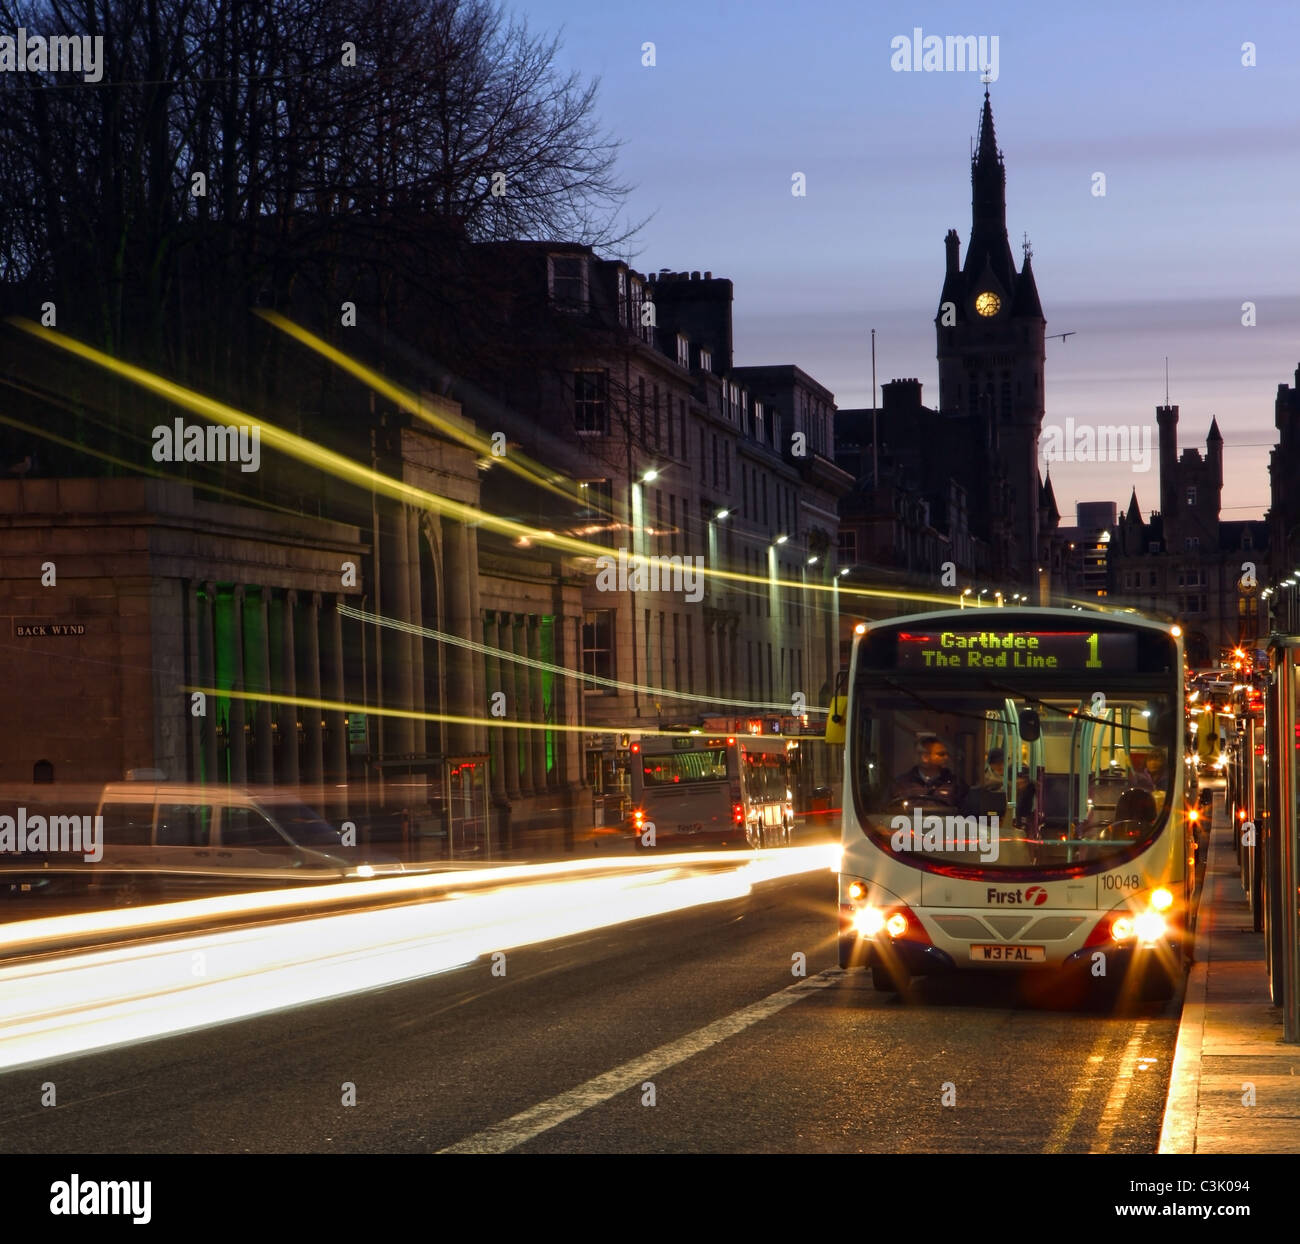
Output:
[963,748,1007,816]
[888,735,968,810]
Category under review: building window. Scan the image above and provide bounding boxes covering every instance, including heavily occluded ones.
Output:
[617,269,627,324]
[676,334,690,369]
[549,254,587,311]
[838,529,857,565]
[1149,571,1157,586]
[582,610,614,691]
[574,370,608,434]
[1186,486,1197,506]
[1185,536,1200,552]
[755,402,766,444]
[1243,532,1253,550]
[1148,542,1160,554]
[712,435,719,487]
[699,347,712,373]
[579,479,614,544]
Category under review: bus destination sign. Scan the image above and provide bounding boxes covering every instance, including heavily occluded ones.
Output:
[895,630,1138,672]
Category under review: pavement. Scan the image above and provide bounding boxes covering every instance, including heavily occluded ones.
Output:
[1159,794,1300,1153]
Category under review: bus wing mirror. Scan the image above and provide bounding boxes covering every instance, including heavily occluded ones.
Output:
[824,696,848,745]
[1018,708,1041,742]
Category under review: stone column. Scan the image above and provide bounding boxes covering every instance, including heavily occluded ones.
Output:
[528,614,548,789]
[253,588,275,784]
[228,585,248,785]
[300,591,324,802]
[501,613,522,802]
[442,519,475,758]
[407,510,426,754]
[484,613,508,804]
[185,582,202,782]
[328,595,349,802]
[467,530,487,756]
[278,590,300,790]
[199,583,219,783]
[512,615,535,797]
[381,500,414,757]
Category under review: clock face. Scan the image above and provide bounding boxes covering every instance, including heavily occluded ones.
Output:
[975,291,1001,317]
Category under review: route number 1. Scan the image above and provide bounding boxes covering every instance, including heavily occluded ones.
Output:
[1085,632,1102,669]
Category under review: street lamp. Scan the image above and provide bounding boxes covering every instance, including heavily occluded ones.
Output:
[978,589,989,606]
[960,587,973,609]
[807,556,818,565]
[715,509,729,520]
[775,534,788,545]
[641,468,659,483]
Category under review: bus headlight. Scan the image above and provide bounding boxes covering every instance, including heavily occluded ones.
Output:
[1150,887,1173,912]
[1134,911,1166,944]
[847,880,868,902]
[854,907,886,936]
[1111,915,1134,941]
[885,912,908,938]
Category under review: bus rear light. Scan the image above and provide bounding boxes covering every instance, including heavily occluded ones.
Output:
[732,802,744,824]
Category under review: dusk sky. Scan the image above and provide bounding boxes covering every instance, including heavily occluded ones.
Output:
[516,0,1300,528]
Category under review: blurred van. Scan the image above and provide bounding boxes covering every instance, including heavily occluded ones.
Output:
[91,783,403,905]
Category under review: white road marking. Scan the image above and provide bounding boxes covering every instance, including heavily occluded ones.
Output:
[439,971,838,1153]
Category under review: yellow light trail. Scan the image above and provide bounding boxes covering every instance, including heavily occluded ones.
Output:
[335,603,822,715]
[0,407,311,522]
[0,844,838,1071]
[255,309,585,509]
[186,684,710,739]
[4,317,955,609]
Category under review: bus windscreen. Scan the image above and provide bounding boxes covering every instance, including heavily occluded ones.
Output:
[641,749,728,785]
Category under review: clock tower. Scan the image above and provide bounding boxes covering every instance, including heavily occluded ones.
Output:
[936,88,1046,586]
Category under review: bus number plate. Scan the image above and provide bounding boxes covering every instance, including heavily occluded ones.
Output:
[678,823,703,834]
[970,944,1045,962]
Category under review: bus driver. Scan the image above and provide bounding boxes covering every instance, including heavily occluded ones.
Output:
[887,735,968,811]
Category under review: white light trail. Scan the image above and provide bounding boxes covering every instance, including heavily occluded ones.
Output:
[0,845,837,1072]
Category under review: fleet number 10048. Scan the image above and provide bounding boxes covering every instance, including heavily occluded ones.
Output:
[1101,873,1140,891]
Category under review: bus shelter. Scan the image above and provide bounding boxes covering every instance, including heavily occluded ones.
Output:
[1264,636,1300,1041]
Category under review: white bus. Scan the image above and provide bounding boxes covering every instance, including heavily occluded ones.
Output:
[628,734,795,850]
[832,608,1194,999]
